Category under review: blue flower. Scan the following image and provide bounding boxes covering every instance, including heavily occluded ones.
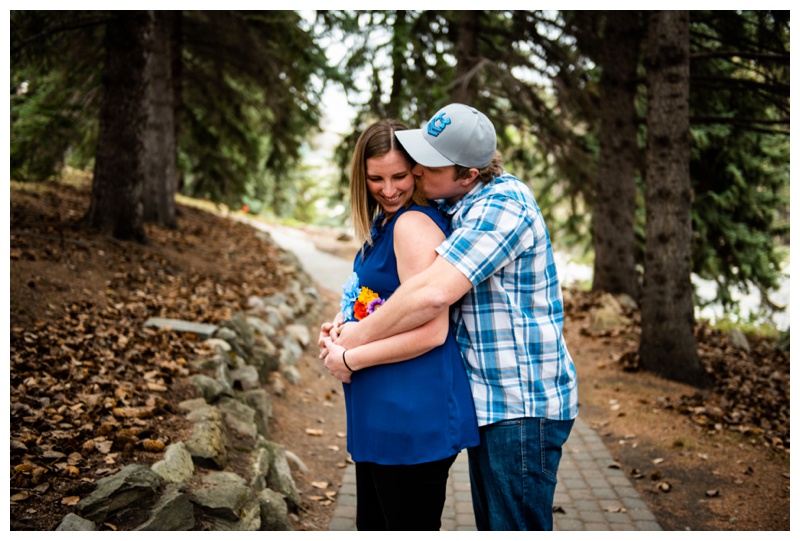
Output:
[340,272,360,322]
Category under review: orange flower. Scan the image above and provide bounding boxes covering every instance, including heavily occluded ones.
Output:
[354,301,369,320]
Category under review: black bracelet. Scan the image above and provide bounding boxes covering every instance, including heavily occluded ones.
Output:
[342,350,354,372]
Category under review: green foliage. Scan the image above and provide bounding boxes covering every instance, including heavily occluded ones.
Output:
[688,10,790,306]
[177,11,331,214]
[10,11,106,181]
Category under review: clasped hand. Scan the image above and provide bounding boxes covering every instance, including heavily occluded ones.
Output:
[318,315,352,383]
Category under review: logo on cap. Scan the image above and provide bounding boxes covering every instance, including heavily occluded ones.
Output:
[426,112,451,137]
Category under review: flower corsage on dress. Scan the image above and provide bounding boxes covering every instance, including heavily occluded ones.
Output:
[340,272,386,322]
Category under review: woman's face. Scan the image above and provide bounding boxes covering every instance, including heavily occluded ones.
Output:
[365,150,415,218]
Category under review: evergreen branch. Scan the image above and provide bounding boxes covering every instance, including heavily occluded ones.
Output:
[691,50,789,63]
[11,13,112,56]
[690,75,789,97]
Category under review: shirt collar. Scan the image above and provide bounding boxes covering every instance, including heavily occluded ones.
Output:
[438,180,487,216]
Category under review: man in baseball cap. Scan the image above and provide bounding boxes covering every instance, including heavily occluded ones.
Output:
[329,103,578,531]
[395,103,497,169]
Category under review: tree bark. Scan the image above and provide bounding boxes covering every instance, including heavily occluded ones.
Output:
[452,11,480,105]
[87,11,152,242]
[639,11,707,387]
[592,11,642,300]
[142,10,177,228]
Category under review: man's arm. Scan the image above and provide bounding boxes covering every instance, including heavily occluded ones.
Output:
[335,254,473,350]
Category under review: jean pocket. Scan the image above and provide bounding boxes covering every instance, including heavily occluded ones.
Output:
[539,418,573,481]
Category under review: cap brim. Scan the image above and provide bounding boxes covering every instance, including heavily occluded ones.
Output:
[396,129,455,167]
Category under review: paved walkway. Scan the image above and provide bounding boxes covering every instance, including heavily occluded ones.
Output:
[257,221,662,531]
[329,416,662,531]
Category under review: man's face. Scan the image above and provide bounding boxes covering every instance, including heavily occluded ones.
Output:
[412,164,460,203]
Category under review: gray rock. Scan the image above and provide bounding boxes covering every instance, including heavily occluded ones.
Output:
[75,464,161,522]
[242,388,272,438]
[247,316,276,339]
[278,334,303,366]
[262,292,288,308]
[214,326,238,344]
[284,449,309,474]
[250,447,272,491]
[56,513,97,531]
[592,305,631,331]
[221,313,255,360]
[151,442,195,483]
[269,373,287,397]
[204,338,232,354]
[728,328,751,352]
[258,488,291,531]
[251,345,280,381]
[230,365,260,391]
[185,408,229,469]
[282,365,302,385]
[136,484,195,531]
[215,362,236,390]
[617,293,639,310]
[189,374,233,403]
[261,441,301,512]
[285,324,311,348]
[217,397,258,440]
[178,397,208,413]
[262,306,285,330]
[191,472,261,531]
[143,317,218,339]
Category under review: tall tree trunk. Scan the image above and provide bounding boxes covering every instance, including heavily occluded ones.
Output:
[172,11,184,194]
[452,11,480,104]
[142,10,177,227]
[386,10,407,119]
[87,11,152,242]
[592,11,642,300]
[639,11,707,387]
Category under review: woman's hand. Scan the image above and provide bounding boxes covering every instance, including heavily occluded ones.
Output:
[318,312,345,359]
[322,337,352,384]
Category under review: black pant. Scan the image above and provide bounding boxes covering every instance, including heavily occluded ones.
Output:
[355,454,458,531]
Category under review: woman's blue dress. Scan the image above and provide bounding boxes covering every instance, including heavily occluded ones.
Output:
[343,203,479,465]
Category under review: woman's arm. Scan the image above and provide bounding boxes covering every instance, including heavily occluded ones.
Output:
[323,209,450,382]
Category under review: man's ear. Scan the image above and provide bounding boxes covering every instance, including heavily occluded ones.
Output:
[458,168,479,187]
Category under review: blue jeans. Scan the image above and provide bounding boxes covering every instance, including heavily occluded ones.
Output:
[467,417,574,530]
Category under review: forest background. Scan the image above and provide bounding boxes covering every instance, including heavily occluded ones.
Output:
[6,8,792,530]
[10,9,790,383]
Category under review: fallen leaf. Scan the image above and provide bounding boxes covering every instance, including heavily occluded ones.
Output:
[62,495,80,506]
[652,457,665,465]
[305,428,323,437]
[605,506,627,513]
[311,481,329,490]
[141,439,166,452]
[552,505,566,514]
[11,492,30,502]
[657,481,671,492]
[705,489,720,497]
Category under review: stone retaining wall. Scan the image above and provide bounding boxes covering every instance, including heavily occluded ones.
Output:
[57,250,324,531]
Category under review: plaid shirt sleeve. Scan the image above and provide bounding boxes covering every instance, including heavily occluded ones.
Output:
[438,191,534,287]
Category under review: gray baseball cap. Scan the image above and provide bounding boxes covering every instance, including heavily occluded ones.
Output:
[396,103,497,169]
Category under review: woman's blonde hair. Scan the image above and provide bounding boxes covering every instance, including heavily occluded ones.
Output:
[350,119,427,245]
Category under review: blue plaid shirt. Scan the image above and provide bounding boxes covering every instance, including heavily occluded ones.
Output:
[436,172,578,426]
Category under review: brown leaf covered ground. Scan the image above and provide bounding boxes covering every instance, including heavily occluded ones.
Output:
[8,174,790,531]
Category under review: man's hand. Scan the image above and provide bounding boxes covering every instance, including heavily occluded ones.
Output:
[335,320,362,350]
[321,337,352,383]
